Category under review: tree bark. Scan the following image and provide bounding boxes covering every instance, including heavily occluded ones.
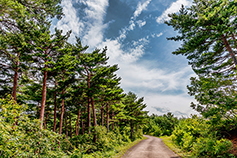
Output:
[44,112,49,129]
[59,88,65,135]
[69,112,72,138]
[53,80,57,132]
[75,109,80,136]
[12,52,19,101]
[82,110,85,135]
[101,106,104,127]
[65,110,68,138]
[59,75,65,135]
[91,98,97,142]
[91,98,97,127]
[112,110,114,130]
[40,66,47,129]
[88,97,91,134]
[107,103,109,133]
[222,35,237,66]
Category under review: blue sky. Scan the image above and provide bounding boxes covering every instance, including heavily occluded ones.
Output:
[51,0,198,117]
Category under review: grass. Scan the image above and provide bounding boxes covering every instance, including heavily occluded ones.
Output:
[160,136,192,158]
[113,136,147,158]
[80,136,147,158]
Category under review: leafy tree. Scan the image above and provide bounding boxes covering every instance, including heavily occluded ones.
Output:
[166,0,237,124]
[144,113,179,136]
[0,0,63,101]
[121,92,148,140]
[166,0,237,77]
[188,75,237,126]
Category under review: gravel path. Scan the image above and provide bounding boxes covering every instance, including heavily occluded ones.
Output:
[122,135,180,158]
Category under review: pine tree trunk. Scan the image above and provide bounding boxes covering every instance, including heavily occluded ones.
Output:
[75,109,80,136]
[231,34,237,50]
[59,85,65,134]
[101,106,104,127]
[222,35,237,66]
[91,98,97,142]
[88,97,91,134]
[87,74,91,134]
[112,110,114,130]
[12,70,18,101]
[44,112,49,129]
[69,112,72,138]
[107,103,109,133]
[53,80,57,132]
[91,98,97,127]
[40,67,47,129]
[12,52,19,101]
[82,110,85,135]
[65,110,68,138]
[59,75,65,135]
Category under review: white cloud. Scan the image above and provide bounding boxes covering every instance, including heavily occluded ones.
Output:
[156,0,192,24]
[116,0,151,41]
[53,0,83,42]
[144,93,198,117]
[133,0,152,19]
[156,32,163,37]
[82,0,109,48]
[52,0,109,48]
[137,20,146,28]
[100,37,149,64]
[128,20,136,31]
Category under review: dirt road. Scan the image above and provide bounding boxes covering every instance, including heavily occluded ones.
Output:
[122,135,180,158]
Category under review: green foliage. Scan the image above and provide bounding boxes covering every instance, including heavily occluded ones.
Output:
[70,126,130,153]
[143,113,178,136]
[166,1,237,155]
[171,116,233,157]
[69,126,132,157]
[120,92,148,140]
[0,96,67,157]
[192,137,233,158]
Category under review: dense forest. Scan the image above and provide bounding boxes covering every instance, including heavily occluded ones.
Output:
[1,0,237,157]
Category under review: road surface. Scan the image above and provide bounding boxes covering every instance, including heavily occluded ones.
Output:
[122,135,180,158]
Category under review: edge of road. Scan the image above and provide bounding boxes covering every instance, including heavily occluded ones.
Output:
[160,136,191,158]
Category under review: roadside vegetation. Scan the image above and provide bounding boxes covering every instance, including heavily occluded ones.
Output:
[144,0,237,157]
[0,0,148,157]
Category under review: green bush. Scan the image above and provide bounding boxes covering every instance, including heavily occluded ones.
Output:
[143,113,178,137]
[0,96,67,157]
[171,115,233,157]
[192,137,233,157]
[69,126,131,156]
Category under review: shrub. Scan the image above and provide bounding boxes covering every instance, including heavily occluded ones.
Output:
[171,115,234,157]
[0,96,67,157]
[143,113,178,137]
[192,137,233,157]
[69,125,131,155]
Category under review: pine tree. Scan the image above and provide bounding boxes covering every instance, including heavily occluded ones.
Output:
[122,92,148,140]
[166,0,237,76]
[166,0,237,119]
[0,0,63,100]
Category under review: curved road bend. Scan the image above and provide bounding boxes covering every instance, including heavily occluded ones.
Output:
[122,135,180,158]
